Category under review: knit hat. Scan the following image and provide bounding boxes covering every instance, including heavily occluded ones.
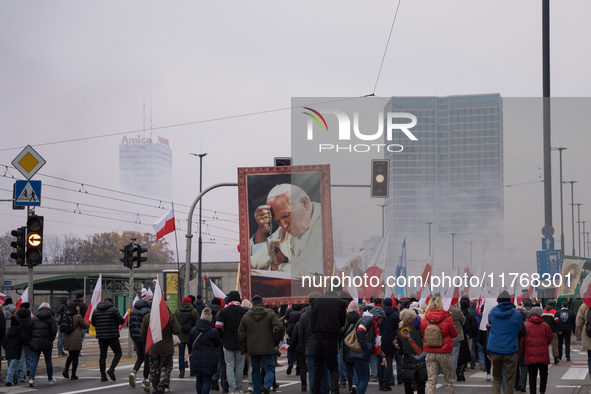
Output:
[241,299,252,309]
[546,299,556,307]
[201,307,213,322]
[252,295,264,305]
[183,297,192,303]
[497,291,511,303]
[144,294,153,302]
[211,298,222,306]
[188,295,196,303]
[383,298,393,307]
[348,300,359,313]
[20,302,30,309]
[369,306,386,318]
[227,291,241,303]
[76,292,84,299]
[530,306,543,316]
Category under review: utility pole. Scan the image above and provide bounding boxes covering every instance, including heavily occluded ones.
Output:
[578,219,586,259]
[27,206,34,309]
[573,203,583,257]
[564,181,577,256]
[552,147,566,257]
[451,233,456,271]
[542,0,553,229]
[127,235,136,359]
[190,153,207,297]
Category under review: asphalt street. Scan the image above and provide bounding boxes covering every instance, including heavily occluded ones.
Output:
[2,333,591,393]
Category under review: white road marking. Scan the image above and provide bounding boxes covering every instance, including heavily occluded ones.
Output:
[561,366,588,380]
[58,382,129,394]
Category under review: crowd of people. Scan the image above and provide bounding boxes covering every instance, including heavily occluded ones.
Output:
[0,288,586,394]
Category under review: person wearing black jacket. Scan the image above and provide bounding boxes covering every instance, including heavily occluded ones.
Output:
[311,290,347,394]
[290,320,308,391]
[28,302,58,387]
[542,299,562,365]
[189,308,222,394]
[76,293,89,343]
[2,317,29,386]
[56,297,69,357]
[342,301,361,392]
[0,302,5,378]
[16,302,33,383]
[378,298,400,391]
[393,309,427,394]
[460,298,477,371]
[285,304,305,375]
[557,300,576,361]
[215,291,248,394]
[91,298,125,382]
[129,294,152,389]
[299,292,329,394]
[210,297,227,393]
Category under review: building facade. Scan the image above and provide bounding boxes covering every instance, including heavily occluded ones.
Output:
[119,134,173,201]
[384,94,504,273]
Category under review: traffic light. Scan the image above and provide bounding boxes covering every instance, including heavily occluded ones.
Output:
[26,215,44,266]
[135,244,148,268]
[10,227,26,265]
[370,159,389,198]
[120,243,135,269]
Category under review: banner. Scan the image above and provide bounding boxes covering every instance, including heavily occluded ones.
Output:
[559,259,585,297]
[396,323,425,361]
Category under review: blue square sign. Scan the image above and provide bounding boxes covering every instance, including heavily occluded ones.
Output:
[14,180,41,206]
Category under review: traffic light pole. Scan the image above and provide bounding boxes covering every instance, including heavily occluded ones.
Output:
[185,183,238,298]
[128,264,134,359]
[27,206,34,309]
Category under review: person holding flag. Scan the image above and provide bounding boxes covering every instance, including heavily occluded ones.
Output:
[129,290,153,390]
[140,278,181,394]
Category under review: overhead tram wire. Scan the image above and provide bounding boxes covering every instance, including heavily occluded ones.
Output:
[372,0,402,95]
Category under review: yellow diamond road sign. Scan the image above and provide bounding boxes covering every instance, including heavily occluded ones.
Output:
[11,145,46,180]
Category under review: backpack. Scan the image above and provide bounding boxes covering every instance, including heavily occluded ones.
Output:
[179,310,193,334]
[59,314,74,334]
[585,308,591,338]
[424,319,444,348]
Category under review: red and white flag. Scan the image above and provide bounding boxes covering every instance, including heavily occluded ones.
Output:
[120,295,140,331]
[417,250,434,300]
[153,207,175,240]
[205,275,226,306]
[85,273,102,323]
[15,287,28,309]
[146,278,169,354]
[0,292,6,305]
[364,222,391,299]
[582,273,591,310]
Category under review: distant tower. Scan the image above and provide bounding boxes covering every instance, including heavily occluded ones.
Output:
[119,106,172,202]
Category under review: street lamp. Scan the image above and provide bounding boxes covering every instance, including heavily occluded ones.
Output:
[572,203,583,257]
[564,181,577,256]
[578,221,587,258]
[552,147,567,257]
[451,233,456,271]
[190,152,207,297]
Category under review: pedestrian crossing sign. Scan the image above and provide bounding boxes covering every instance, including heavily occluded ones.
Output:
[14,180,42,206]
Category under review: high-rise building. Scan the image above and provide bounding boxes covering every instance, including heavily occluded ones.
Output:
[119,134,173,202]
[384,94,504,273]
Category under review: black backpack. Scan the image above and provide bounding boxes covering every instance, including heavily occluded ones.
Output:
[179,310,193,333]
[59,314,74,333]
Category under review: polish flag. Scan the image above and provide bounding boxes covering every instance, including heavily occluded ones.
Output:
[15,287,28,309]
[85,273,102,323]
[206,275,226,306]
[153,207,175,240]
[120,295,140,331]
[443,266,461,310]
[0,292,6,305]
[365,222,391,299]
[417,251,434,300]
[146,278,169,354]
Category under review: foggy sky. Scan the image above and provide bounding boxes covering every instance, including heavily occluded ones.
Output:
[1,1,591,272]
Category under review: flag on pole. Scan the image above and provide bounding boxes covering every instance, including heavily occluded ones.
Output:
[206,275,226,306]
[153,207,175,240]
[394,238,407,298]
[442,266,461,310]
[120,295,140,331]
[85,274,102,323]
[146,278,169,354]
[0,292,6,305]
[15,287,28,309]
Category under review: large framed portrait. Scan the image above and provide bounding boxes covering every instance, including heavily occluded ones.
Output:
[238,164,333,305]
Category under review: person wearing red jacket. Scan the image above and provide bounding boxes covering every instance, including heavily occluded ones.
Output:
[420,297,458,394]
[524,307,553,394]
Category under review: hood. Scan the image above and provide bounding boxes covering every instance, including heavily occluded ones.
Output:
[490,301,517,320]
[209,304,222,315]
[528,314,544,324]
[134,299,150,310]
[195,299,204,307]
[249,305,271,322]
[424,309,452,324]
[413,315,421,329]
[292,304,305,312]
[179,302,194,312]
[383,306,394,316]
[36,307,53,321]
[16,308,30,318]
[196,318,214,331]
[347,310,360,323]
[97,300,113,311]
[369,306,385,318]
[61,296,69,305]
